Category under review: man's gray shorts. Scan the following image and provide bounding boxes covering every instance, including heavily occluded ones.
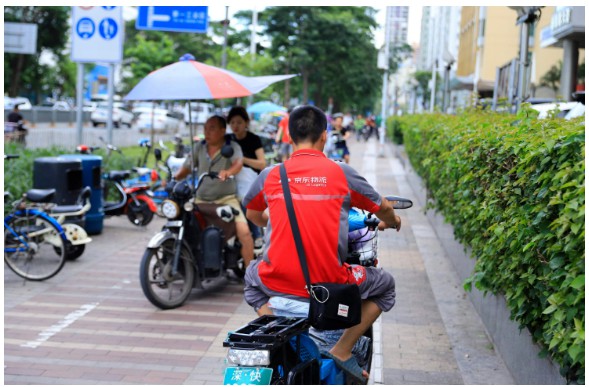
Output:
[244,259,396,312]
[278,143,292,157]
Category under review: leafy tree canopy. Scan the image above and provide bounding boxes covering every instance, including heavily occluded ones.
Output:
[4,6,70,101]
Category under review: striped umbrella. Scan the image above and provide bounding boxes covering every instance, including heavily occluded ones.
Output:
[124,54,297,101]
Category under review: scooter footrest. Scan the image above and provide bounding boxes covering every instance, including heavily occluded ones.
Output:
[51,204,84,214]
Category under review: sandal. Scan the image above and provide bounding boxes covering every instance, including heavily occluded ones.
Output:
[320,350,368,384]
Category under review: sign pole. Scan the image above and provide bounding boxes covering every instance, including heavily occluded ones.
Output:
[76,62,85,145]
[107,63,114,144]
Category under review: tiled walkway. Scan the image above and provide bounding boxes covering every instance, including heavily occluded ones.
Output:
[4,136,514,384]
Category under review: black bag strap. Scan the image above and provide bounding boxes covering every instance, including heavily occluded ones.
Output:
[279,163,313,292]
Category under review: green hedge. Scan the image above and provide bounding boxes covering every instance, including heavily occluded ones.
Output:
[3,143,137,211]
[394,106,584,383]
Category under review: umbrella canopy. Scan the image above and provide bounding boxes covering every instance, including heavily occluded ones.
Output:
[124,54,297,101]
[247,101,287,114]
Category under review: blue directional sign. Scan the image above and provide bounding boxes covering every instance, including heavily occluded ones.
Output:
[136,6,208,33]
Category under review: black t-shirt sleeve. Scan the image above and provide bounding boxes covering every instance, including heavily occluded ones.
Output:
[251,133,263,151]
[7,112,22,123]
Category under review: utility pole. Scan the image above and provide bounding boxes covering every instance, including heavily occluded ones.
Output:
[248,8,258,107]
[220,6,229,109]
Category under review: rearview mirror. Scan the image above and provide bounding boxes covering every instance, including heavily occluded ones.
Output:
[154,148,162,161]
[221,144,234,158]
[385,195,413,210]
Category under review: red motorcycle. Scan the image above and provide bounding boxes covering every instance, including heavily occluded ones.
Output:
[76,142,157,227]
[102,169,157,226]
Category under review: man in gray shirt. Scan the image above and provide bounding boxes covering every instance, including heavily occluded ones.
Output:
[175,115,254,267]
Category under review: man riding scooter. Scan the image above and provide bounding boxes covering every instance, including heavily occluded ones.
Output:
[174,115,255,268]
[241,105,401,384]
[6,104,28,144]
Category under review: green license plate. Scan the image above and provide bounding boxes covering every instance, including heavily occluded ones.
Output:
[224,367,273,385]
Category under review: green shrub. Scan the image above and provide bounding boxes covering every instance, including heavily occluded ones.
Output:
[4,143,138,211]
[397,105,585,383]
[386,116,404,144]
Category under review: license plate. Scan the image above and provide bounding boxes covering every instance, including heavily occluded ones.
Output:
[165,220,183,227]
[223,367,273,385]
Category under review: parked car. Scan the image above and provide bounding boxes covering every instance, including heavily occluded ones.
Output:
[4,96,32,110]
[183,102,215,125]
[530,101,585,120]
[83,101,98,112]
[91,102,134,128]
[135,108,182,133]
[52,101,72,111]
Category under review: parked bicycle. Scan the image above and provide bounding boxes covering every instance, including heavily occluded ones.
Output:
[4,155,70,281]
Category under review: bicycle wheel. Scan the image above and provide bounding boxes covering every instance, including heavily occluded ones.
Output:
[4,215,66,281]
[139,239,195,309]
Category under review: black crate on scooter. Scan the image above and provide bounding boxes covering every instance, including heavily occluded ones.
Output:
[223,316,319,384]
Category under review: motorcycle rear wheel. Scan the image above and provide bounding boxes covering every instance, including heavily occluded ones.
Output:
[231,257,246,278]
[139,240,195,309]
[54,241,86,260]
[127,199,154,226]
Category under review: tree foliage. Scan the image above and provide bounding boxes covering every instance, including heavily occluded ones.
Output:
[4,6,70,101]
[5,6,385,113]
[258,6,382,112]
[540,61,561,92]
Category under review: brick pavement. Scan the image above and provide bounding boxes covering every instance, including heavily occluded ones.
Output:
[4,135,514,384]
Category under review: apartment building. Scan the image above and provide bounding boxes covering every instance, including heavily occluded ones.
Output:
[455,6,578,102]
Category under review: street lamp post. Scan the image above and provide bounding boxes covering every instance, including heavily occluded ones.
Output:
[378,6,392,158]
[508,6,542,113]
[429,60,437,112]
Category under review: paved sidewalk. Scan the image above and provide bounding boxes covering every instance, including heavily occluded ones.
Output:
[3,136,515,384]
[350,138,513,384]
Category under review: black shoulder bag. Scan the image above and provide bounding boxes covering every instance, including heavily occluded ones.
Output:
[279,163,362,330]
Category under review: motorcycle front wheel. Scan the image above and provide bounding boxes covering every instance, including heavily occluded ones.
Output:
[127,199,154,226]
[139,240,195,309]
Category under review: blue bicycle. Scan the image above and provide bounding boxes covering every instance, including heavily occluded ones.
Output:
[4,155,69,281]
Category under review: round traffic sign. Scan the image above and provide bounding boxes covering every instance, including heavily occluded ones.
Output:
[76,18,95,39]
[98,18,118,40]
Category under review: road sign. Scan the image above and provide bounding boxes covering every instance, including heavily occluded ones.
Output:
[4,22,38,54]
[71,6,123,63]
[136,6,208,33]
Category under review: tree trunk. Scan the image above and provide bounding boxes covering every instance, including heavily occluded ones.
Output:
[302,70,309,104]
[9,54,26,97]
[284,61,291,106]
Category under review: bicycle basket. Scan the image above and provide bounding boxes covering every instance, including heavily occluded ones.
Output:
[348,227,378,265]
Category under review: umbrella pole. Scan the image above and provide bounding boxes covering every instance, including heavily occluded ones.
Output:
[188,101,196,196]
[150,101,155,160]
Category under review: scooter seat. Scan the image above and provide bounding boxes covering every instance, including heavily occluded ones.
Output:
[108,170,131,182]
[51,204,85,214]
[133,167,152,176]
[26,189,56,203]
